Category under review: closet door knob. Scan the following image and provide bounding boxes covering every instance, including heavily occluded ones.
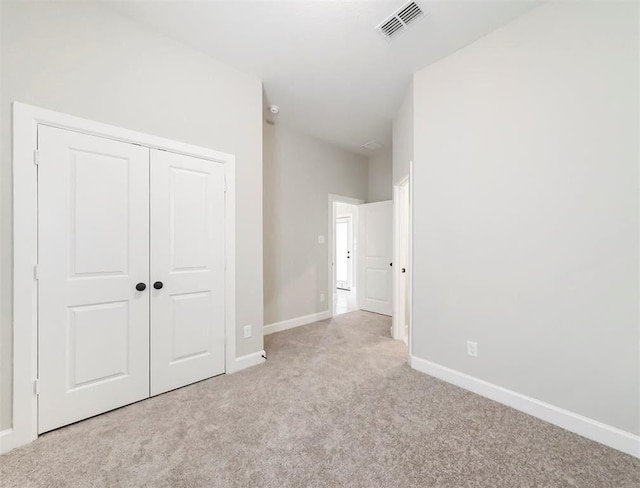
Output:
[153,281,164,290]
[135,283,147,291]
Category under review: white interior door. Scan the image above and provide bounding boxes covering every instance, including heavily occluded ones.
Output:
[335,216,353,290]
[38,126,150,433]
[357,201,393,316]
[150,149,226,396]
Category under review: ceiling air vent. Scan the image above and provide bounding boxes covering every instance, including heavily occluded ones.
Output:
[361,141,382,151]
[397,1,423,25]
[375,1,425,40]
[379,17,404,38]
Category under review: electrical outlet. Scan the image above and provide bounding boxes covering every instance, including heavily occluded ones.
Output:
[467,341,478,357]
[243,325,252,339]
[318,235,325,244]
[320,293,325,302]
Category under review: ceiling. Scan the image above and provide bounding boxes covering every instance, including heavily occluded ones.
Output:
[109,0,540,155]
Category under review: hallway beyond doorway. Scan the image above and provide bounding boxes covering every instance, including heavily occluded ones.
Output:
[335,287,357,315]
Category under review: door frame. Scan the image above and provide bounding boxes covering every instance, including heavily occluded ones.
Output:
[10,102,237,451]
[327,194,364,317]
[392,163,414,354]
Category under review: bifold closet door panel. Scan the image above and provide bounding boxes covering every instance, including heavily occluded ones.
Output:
[37,126,151,434]
[150,149,226,396]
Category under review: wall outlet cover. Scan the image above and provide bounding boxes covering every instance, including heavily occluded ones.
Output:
[318,235,325,244]
[244,325,252,339]
[320,293,325,302]
[467,341,478,357]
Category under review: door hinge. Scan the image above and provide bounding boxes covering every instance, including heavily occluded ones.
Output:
[34,379,40,395]
[224,177,227,193]
[33,149,40,166]
[34,264,40,280]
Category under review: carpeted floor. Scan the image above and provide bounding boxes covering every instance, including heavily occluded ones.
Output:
[1,310,639,487]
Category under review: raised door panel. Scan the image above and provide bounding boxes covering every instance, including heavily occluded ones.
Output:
[365,206,392,259]
[72,154,130,275]
[69,301,130,387]
[150,149,225,396]
[38,125,150,434]
[364,269,390,302]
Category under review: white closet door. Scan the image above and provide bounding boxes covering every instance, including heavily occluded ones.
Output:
[150,149,226,396]
[38,126,150,433]
[357,201,393,316]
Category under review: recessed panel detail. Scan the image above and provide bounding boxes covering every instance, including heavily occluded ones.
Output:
[365,268,390,302]
[170,167,211,271]
[71,150,129,276]
[171,292,212,363]
[366,207,392,258]
[69,301,129,389]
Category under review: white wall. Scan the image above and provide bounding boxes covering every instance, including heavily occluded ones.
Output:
[263,124,367,325]
[392,85,413,184]
[336,202,357,218]
[412,2,639,434]
[0,1,264,431]
[367,146,393,202]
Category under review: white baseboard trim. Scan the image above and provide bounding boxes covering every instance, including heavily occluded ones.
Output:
[410,356,640,458]
[264,310,332,336]
[0,428,14,454]
[227,350,266,374]
[0,353,266,455]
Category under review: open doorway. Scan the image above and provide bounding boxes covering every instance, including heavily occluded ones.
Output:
[335,203,357,315]
[328,195,364,317]
[336,213,353,291]
[393,169,412,346]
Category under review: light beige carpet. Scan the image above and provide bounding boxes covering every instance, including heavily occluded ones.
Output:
[1,311,638,487]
